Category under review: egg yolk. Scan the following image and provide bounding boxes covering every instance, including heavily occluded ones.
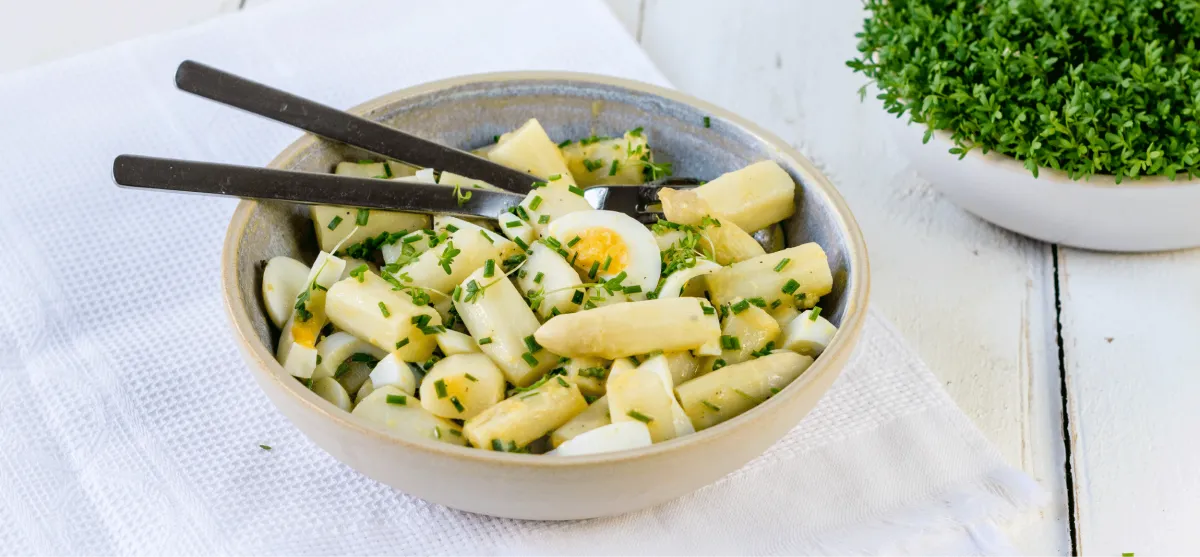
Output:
[570,228,628,274]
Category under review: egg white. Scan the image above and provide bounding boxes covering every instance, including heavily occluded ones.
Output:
[547,210,661,294]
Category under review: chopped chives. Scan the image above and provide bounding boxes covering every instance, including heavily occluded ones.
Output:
[588,261,600,278]
[349,264,368,282]
[259,444,272,451]
[484,259,495,278]
[538,215,550,224]
[555,376,570,388]
[702,304,715,315]
[544,236,562,248]
[386,394,407,405]
[521,352,539,367]
[774,258,791,272]
[530,181,547,189]
[782,279,801,295]
[524,335,541,353]
[570,289,584,305]
[712,358,727,370]
[629,126,644,137]
[452,285,462,301]
[771,299,782,309]
[449,429,462,436]
[356,208,370,225]
[529,196,543,210]
[568,185,585,196]
[578,367,607,379]
[327,216,343,230]
[378,302,390,317]
[567,236,582,248]
[703,116,712,128]
[434,379,448,399]
[383,162,394,178]
[748,297,767,308]
[395,338,409,349]
[534,271,544,284]
[402,233,422,243]
[770,387,781,395]
[465,373,478,382]
[701,400,721,411]
[623,285,642,294]
[479,230,494,243]
[731,299,750,314]
[608,159,619,176]
[491,439,504,451]
[626,410,654,423]
[548,174,562,181]
[505,220,524,228]
[445,224,459,233]
[450,396,465,413]
[810,306,823,321]
[557,139,572,147]
[412,314,432,327]
[479,337,493,345]
[720,335,741,350]
[602,255,612,271]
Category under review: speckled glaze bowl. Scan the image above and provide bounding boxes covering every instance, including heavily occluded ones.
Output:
[222,72,870,519]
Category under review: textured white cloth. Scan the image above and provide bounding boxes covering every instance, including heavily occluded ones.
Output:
[0,0,1045,554]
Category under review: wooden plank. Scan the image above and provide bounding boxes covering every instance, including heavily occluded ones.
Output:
[637,0,1071,553]
[1059,248,1200,554]
[0,0,240,74]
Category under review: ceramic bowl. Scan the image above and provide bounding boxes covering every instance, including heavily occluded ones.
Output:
[222,71,870,519]
[887,117,1200,252]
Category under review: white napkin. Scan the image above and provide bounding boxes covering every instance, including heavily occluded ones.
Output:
[0,0,1045,554]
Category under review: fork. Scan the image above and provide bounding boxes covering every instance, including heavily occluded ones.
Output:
[175,60,698,208]
[112,154,697,223]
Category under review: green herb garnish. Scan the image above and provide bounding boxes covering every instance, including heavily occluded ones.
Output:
[356,208,370,226]
[327,216,343,230]
[848,0,1200,182]
[626,410,654,423]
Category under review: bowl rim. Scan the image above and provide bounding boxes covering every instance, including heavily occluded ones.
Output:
[916,126,1200,189]
[222,70,871,467]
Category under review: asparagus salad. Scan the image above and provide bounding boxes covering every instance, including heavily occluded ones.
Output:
[263,118,837,456]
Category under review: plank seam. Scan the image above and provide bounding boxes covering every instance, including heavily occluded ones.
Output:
[1052,244,1080,556]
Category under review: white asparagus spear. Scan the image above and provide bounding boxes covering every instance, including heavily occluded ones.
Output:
[324,271,441,361]
[453,266,562,387]
[534,298,720,359]
[692,160,796,233]
[675,351,813,430]
[705,243,832,310]
[463,374,587,451]
[550,395,611,447]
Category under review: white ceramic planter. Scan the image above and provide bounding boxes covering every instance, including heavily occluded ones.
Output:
[887,116,1200,252]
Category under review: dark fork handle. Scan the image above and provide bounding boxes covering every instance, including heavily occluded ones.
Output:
[111,154,523,218]
[175,60,540,195]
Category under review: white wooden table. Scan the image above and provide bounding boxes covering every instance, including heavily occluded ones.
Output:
[7,1,1194,554]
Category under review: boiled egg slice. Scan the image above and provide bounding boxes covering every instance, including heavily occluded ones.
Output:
[547,210,661,294]
[547,421,652,456]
